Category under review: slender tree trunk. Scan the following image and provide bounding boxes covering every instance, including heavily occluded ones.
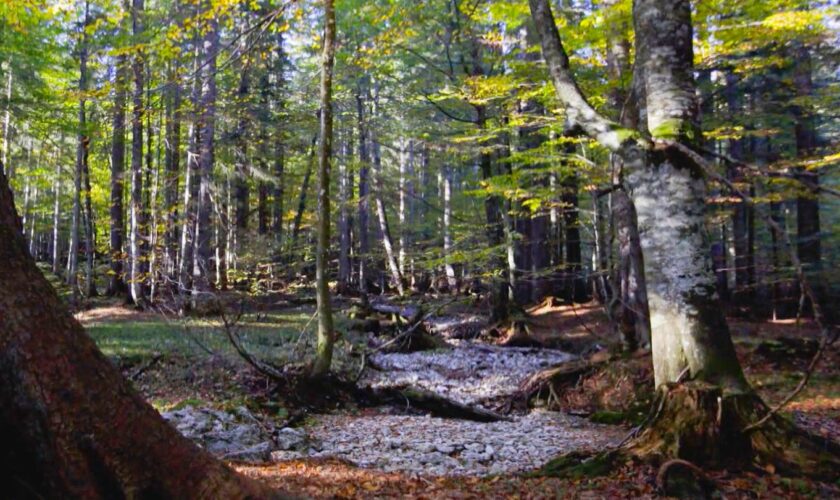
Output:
[271,33,286,245]
[68,4,93,301]
[0,167,279,499]
[792,45,820,270]
[372,129,405,296]
[52,160,62,274]
[179,36,202,296]
[289,135,317,256]
[163,60,182,280]
[312,0,337,377]
[192,9,219,296]
[108,55,128,295]
[442,164,456,290]
[356,92,371,292]
[128,0,147,305]
[82,138,97,297]
[233,61,250,232]
[338,133,352,292]
[1,64,11,175]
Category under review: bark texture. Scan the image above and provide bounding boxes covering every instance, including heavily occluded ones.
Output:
[0,167,280,499]
[312,0,337,376]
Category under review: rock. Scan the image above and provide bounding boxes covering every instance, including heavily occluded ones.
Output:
[435,443,457,454]
[162,405,278,463]
[275,427,308,451]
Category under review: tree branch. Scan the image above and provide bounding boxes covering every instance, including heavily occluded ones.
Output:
[528,0,634,151]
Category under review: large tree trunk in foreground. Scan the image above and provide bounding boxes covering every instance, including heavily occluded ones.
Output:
[528,0,840,476]
[628,0,746,391]
[0,166,278,499]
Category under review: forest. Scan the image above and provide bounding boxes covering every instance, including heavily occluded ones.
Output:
[0,0,839,497]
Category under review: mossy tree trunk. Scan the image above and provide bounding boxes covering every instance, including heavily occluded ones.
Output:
[529,0,839,475]
[312,0,337,376]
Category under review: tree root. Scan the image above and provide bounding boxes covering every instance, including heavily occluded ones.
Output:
[537,382,840,484]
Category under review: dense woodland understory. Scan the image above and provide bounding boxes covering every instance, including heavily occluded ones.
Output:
[1,0,840,498]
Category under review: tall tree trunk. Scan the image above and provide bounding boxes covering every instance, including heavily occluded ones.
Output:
[128,0,147,305]
[271,32,286,245]
[108,55,128,295]
[356,92,371,292]
[68,3,91,300]
[163,60,182,280]
[442,164,456,290]
[338,132,352,292]
[561,169,586,303]
[192,9,219,296]
[725,72,755,302]
[82,138,97,297]
[478,109,509,322]
[603,0,650,349]
[529,0,747,390]
[0,167,278,499]
[289,135,317,257]
[312,0,337,377]
[792,45,820,271]
[372,128,405,296]
[233,61,251,232]
[179,35,203,296]
[52,160,62,274]
[1,64,11,175]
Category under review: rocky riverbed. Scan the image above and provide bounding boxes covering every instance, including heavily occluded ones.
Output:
[271,409,623,476]
[163,325,624,476]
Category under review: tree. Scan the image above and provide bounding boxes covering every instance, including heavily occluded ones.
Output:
[312,0,337,376]
[129,0,147,305]
[528,0,839,474]
[0,163,278,498]
[108,54,128,296]
[192,3,219,296]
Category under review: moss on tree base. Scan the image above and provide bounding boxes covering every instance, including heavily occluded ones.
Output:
[539,382,840,485]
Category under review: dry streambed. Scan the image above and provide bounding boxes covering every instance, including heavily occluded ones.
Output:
[163,320,624,476]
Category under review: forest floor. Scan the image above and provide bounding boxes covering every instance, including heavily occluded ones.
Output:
[73,286,840,498]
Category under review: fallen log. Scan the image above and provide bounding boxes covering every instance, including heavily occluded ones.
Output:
[374,386,511,423]
[369,302,423,322]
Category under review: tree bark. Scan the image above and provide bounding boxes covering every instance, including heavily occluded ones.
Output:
[312,0,337,377]
[233,57,251,232]
[529,0,748,391]
[792,45,820,270]
[0,166,280,499]
[82,136,97,297]
[192,8,219,296]
[356,91,372,292]
[338,131,353,292]
[108,55,128,295]
[128,0,147,305]
[163,59,182,280]
[372,128,405,296]
[52,159,62,274]
[68,3,91,299]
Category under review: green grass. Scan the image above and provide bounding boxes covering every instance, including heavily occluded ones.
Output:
[85,309,320,360]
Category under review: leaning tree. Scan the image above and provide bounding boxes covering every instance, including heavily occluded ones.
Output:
[528,0,838,476]
[0,163,283,498]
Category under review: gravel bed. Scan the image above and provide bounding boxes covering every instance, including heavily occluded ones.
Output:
[361,342,574,407]
[272,410,624,476]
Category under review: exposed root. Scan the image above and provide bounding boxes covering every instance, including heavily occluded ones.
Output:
[537,382,840,484]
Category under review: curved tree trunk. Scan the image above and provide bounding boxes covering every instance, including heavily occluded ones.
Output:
[0,165,280,499]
